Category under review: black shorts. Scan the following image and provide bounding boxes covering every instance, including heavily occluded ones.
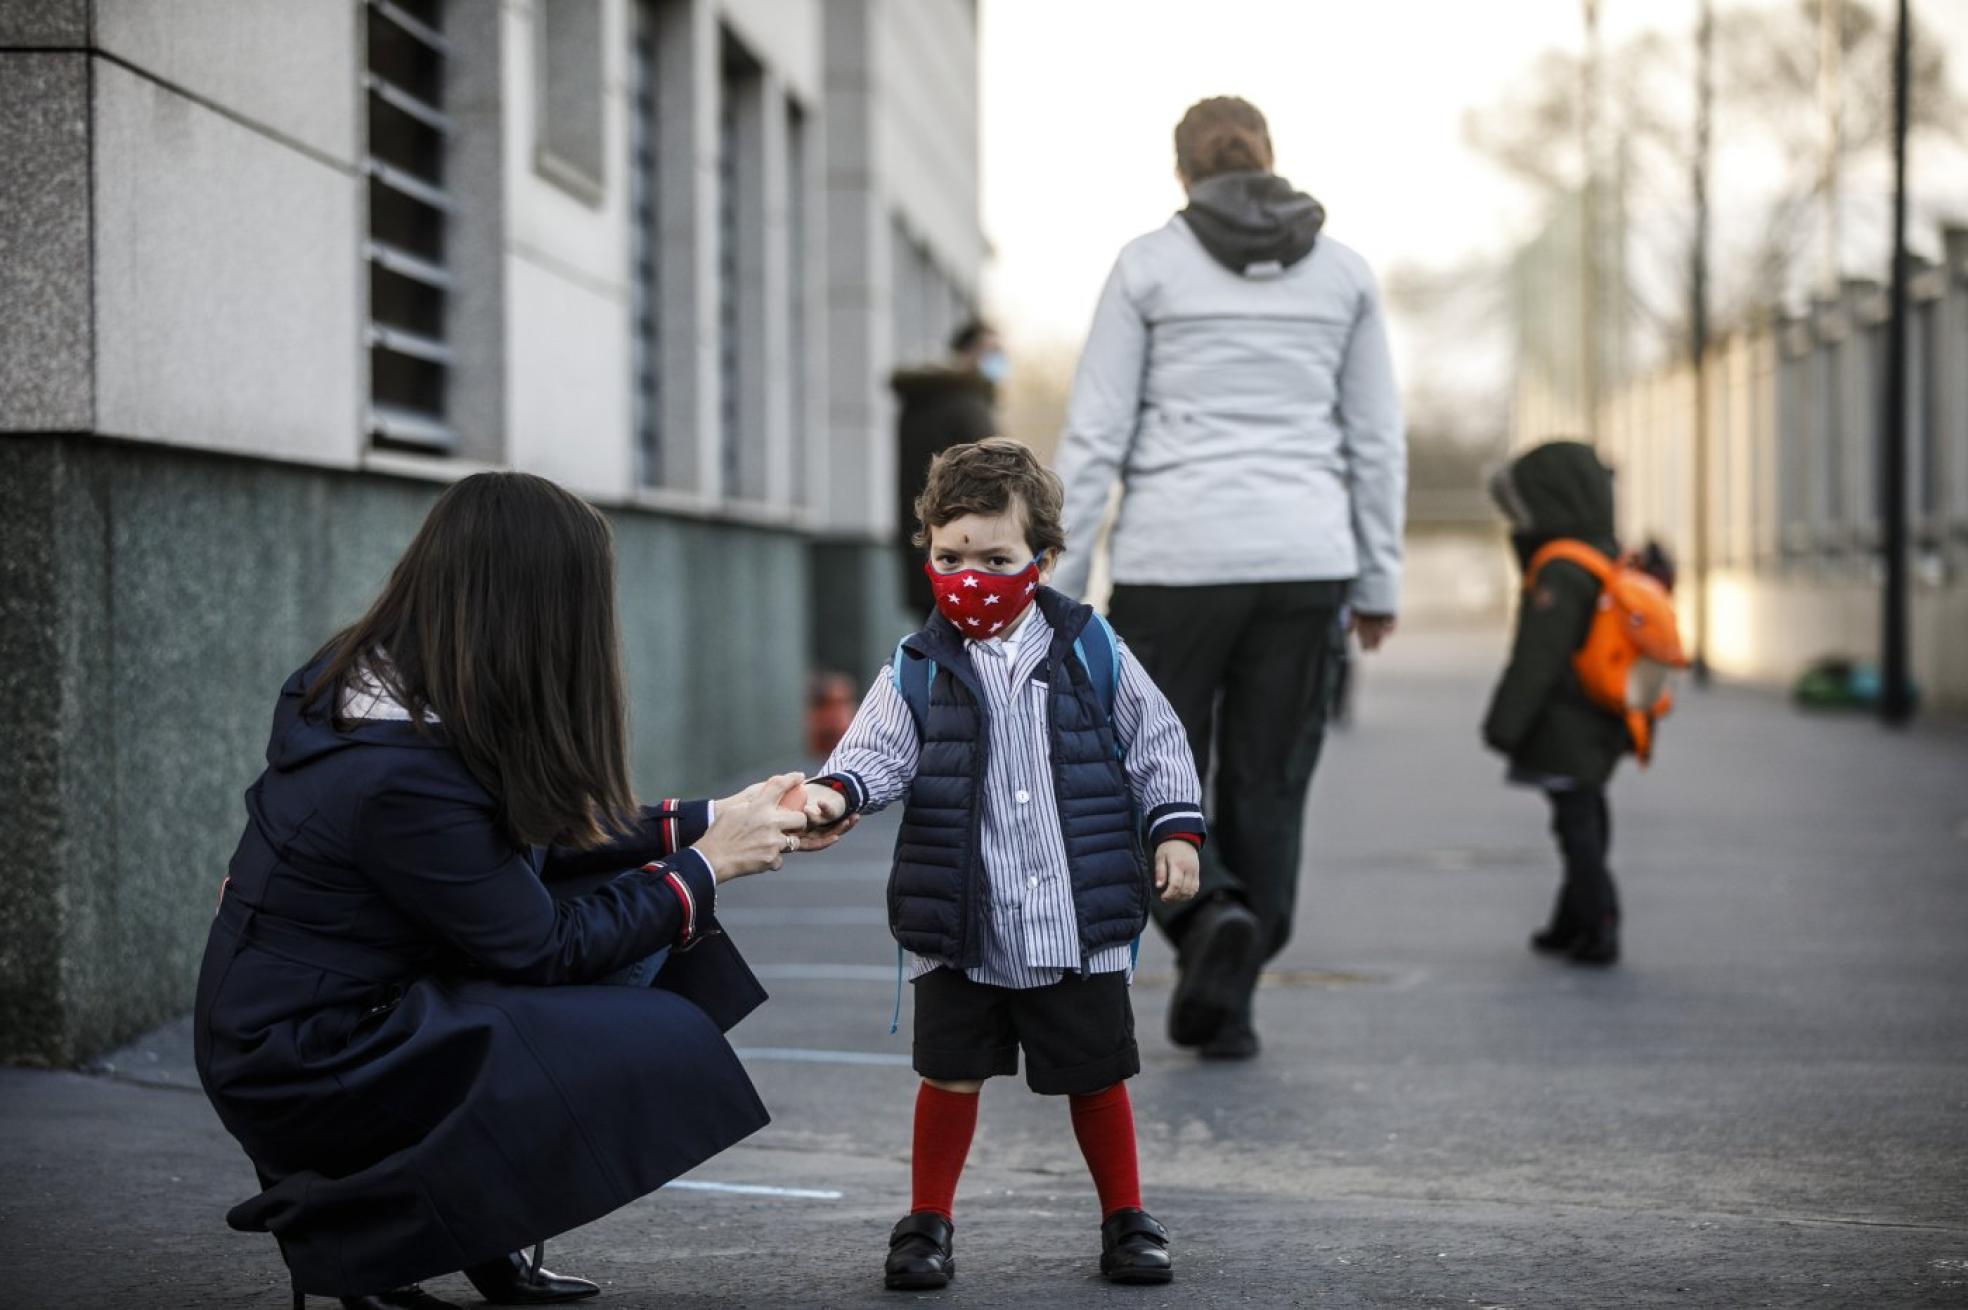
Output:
[911,967,1139,1095]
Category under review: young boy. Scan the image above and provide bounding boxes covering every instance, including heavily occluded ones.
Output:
[802,437,1207,1289]
[1481,439,1633,966]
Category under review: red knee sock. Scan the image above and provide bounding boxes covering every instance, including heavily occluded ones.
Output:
[910,1082,980,1221]
[1068,1082,1142,1218]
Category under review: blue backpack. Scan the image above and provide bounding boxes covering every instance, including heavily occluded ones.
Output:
[891,611,1122,729]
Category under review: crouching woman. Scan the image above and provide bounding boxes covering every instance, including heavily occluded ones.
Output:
[194,472,831,1308]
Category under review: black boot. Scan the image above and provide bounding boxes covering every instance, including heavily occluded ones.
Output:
[1198,960,1262,1060]
[1168,899,1259,1048]
[1199,1013,1260,1060]
[1099,1209,1173,1285]
[1568,914,1620,967]
[884,1211,955,1291]
[1529,914,1585,955]
[463,1247,599,1304]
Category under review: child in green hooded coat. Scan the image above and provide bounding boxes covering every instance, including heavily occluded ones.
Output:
[1482,441,1633,966]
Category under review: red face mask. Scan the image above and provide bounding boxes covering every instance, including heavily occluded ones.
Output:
[924,558,1042,638]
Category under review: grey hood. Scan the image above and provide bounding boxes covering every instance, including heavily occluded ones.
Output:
[1179,170,1326,276]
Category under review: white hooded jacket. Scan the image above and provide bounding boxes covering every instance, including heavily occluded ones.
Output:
[1052,174,1406,614]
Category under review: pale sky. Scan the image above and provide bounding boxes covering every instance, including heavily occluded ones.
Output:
[978,0,1968,358]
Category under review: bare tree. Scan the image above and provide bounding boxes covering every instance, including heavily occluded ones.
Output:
[1464,0,1963,366]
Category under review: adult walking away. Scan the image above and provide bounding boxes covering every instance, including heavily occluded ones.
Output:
[194,473,846,1308]
[1053,97,1405,1061]
[894,319,1006,615]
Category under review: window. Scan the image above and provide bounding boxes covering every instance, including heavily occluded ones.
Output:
[787,101,810,502]
[718,72,741,495]
[630,4,662,485]
[1864,320,1886,534]
[363,0,455,451]
[535,0,604,200]
[1915,299,1940,526]
[1777,339,1811,556]
[717,33,765,501]
[890,218,947,367]
[1817,331,1842,532]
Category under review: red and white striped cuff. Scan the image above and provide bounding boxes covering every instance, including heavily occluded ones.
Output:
[643,847,716,950]
[659,797,681,857]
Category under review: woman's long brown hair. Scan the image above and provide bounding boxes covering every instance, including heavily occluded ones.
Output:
[305,471,635,850]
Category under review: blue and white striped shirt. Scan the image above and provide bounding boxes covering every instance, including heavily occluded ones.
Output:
[821,608,1204,989]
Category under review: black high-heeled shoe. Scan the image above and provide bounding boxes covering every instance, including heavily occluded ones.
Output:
[463,1245,601,1304]
[338,1288,461,1309]
[285,1248,591,1307]
[287,1271,459,1309]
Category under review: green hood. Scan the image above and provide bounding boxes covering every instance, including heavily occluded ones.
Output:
[1489,440,1616,549]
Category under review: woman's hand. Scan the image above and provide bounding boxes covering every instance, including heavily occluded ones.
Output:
[693,772,810,883]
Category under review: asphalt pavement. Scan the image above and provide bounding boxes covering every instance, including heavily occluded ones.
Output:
[4,628,1965,1308]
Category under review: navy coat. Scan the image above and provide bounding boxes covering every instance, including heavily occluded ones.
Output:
[193,664,770,1297]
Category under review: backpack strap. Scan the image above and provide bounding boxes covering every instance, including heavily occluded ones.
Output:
[892,639,937,733]
[1072,612,1122,718]
[1526,539,1616,589]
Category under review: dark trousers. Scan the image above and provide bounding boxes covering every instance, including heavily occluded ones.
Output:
[1547,787,1618,928]
[1106,580,1348,961]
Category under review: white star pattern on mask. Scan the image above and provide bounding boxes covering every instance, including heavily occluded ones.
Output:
[1024,582,1036,594]
[989,621,1005,632]
[965,616,981,626]
[962,576,979,588]
[983,594,1000,606]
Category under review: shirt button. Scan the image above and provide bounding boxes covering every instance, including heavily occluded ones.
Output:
[1027,876,1039,888]
[1015,789,1031,804]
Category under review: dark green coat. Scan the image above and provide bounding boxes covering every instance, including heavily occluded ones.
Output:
[1481,441,1630,787]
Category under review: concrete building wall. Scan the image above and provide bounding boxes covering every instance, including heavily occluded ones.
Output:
[92,58,365,466]
[0,50,93,431]
[820,0,981,531]
[0,0,982,1064]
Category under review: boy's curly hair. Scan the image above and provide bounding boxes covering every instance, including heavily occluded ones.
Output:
[912,437,1068,558]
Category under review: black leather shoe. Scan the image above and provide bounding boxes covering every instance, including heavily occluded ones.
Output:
[339,1288,460,1309]
[1100,1208,1172,1284]
[463,1248,599,1304]
[1199,1013,1260,1061]
[1169,900,1259,1048]
[884,1211,955,1291]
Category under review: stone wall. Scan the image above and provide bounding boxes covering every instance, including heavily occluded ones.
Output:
[0,435,896,1067]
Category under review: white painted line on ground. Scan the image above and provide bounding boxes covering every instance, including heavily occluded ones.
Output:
[664,1179,844,1200]
[735,1046,913,1067]
[750,963,896,982]
[718,908,888,927]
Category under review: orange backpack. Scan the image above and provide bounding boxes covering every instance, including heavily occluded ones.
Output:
[1526,540,1689,765]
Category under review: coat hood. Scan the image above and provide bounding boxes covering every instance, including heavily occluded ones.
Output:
[265,660,448,771]
[1489,440,1617,556]
[889,366,995,403]
[1179,170,1326,276]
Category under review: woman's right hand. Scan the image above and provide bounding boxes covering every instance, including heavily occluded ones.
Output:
[693,773,809,883]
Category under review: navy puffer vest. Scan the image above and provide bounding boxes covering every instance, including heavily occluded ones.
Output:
[888,588,1147,968]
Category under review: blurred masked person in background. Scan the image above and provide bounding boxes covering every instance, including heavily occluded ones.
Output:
[1053,96,1406,1061]
[895,319,1006,615]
